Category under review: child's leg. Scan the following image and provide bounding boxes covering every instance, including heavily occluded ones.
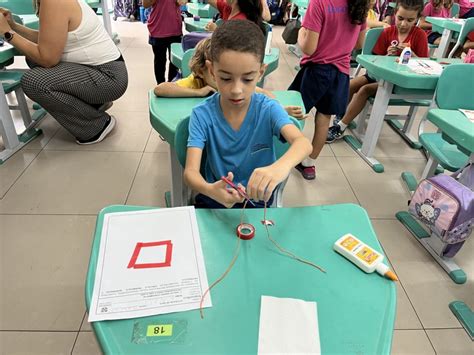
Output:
[166,35,183,82]
[340,82,378,126]
[348,76,370,106]
[151,40,168,84]
[311,113,332,158]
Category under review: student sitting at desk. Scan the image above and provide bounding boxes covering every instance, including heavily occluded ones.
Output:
[326,0,428,143]
[183,20,312,209]
[456,0,474,18]
[419,0,453,46]
[205,0,270,32]
[154,37,304,118]
[0,0,128,145]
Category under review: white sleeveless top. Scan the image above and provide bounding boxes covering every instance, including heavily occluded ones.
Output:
[61,0,120,65]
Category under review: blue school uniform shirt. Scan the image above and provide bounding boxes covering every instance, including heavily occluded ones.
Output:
[188,93,293,187]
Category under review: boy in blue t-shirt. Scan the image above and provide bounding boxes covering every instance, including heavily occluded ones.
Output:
[184,20,312,209]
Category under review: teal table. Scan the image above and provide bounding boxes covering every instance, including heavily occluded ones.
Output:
[187,3,218,18]
[170,43,280,86]
[349,55,460,172]
[426,17,464,58]
[86,204,396,354]
[149,90,305,207]
[0,15,47,165]
[184,17,212,32]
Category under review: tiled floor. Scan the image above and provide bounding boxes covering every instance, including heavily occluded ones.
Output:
[1,20,473,355]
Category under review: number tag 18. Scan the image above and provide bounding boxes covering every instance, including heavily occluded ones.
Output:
[146,324,173,337]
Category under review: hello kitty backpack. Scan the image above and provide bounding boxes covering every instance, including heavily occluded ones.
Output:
[409,166,474,246]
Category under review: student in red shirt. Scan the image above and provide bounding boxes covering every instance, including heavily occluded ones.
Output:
[205,0,269,33]
[327,0,428,143]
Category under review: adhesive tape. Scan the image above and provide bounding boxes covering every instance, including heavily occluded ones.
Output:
[236,223,255,240]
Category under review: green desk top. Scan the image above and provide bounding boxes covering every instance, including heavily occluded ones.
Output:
[356,55,460,90]
[428,109,474,154]
[170,43,280,82]
[149,90,305,144]
[187,3,218,18]
[19,14,39,30]
[426,17,464,33]
[184,17,212,32]
[86,204,396,354]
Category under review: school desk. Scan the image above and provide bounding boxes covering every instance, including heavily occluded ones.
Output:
[426,17,464,58]
[170,43,280,87]
[85,203,397,354]
[184,17,212,32]
[0,22,47,165]
[186,3,218,19]
[349,55,460,173]
[149,90,305,207]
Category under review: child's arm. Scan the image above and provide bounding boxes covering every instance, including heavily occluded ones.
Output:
[154,82,216,97]
[418,16,432,30]
[184,148,244,208]
[367,19,391,28]
[298,27,319,56]
[254,88,304,119]
[246,125,312,202]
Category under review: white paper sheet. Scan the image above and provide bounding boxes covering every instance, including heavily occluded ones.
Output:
[407,59,444,76]
[88,207,211,322]
[258,296,321,355]
[0,42,13,52]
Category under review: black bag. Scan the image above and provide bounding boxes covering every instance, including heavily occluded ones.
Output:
[282,18,301,44]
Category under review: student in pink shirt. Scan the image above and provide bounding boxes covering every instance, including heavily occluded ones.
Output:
[143,0,185,84]
[288,0,368,180]
[457,0,474,18]
[419,0,453,45]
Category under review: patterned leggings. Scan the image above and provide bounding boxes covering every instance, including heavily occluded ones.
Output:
[21,59,128,140]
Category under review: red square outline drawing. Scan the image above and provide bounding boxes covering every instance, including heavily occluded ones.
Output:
[127,240,173,269]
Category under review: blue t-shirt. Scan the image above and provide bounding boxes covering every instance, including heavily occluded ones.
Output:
[188,93,293,187]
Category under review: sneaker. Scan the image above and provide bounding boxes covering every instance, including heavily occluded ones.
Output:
[295,163,316,180]
[326,124,344,143]
[333,114,343,125]
[98,102,113,112]
[76,116,116,145]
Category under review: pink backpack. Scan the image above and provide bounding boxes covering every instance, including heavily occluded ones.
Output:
[409,167,474,246]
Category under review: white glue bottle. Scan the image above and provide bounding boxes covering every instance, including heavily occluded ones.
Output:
[265,26,272,55]
[333,234,398,281]
[399,42,412,65]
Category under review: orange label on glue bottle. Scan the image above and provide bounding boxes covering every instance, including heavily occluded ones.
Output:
[334,234,398,281]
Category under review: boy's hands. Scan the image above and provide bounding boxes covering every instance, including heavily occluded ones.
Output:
[197,85,216,97]
[284,105,304,119]
[208,172,244,208]
[247,165,289,203]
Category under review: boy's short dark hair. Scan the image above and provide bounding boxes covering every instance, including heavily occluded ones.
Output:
[396,0,424,16]
[210,20,265,63]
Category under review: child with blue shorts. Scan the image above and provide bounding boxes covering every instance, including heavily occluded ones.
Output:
[184,20,312,209]
[288,0,368,180]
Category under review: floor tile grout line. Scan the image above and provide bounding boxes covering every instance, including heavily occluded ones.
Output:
[123,149,147,206]
[0,149,41,200]
[70,312,87,355]
[377,239,433,333]
[332,154,363,207]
